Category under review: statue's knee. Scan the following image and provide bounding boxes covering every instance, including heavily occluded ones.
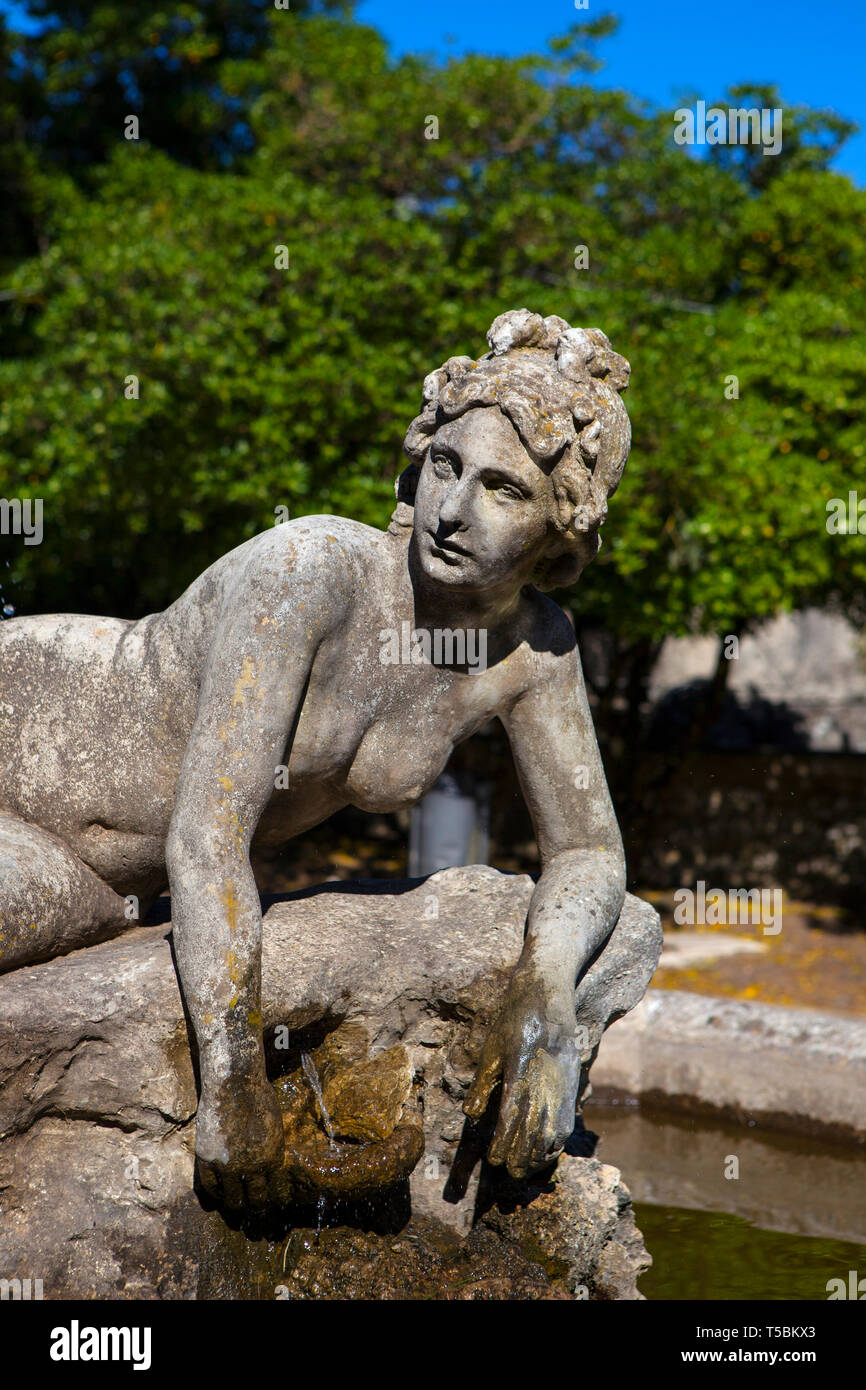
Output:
[0,813,129,972]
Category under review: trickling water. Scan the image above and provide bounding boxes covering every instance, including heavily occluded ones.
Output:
[300,1051,336,1145]
[316,1193,327,1237]
[1,562,16,618]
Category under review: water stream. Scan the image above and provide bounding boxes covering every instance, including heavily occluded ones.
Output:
[300,1051,336,1146]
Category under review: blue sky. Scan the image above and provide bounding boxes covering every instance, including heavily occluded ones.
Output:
[357,0,866,186]
[3,0,862,183]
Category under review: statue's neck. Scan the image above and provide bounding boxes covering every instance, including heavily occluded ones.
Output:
[394,533,522,635]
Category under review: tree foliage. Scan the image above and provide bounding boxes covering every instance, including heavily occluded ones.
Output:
[1,4,864,657]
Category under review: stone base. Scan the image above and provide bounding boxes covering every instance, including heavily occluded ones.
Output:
[0,868,661,1299]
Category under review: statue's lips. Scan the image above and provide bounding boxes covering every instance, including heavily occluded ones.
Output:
[427,531,472,559]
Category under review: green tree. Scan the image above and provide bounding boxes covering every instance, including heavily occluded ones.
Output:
[4,0,352,175]
[0,7,863,727]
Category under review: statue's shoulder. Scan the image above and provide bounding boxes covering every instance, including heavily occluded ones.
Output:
[224,514,388,585]
[509,586,583,689]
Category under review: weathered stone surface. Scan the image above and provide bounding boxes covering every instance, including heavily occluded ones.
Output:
[317,1030,414,1143]
[261,1156,647,1301]
[592,988,866,1143]
[0,867,660,1299]
[269,1217,575,1301]
[475,1155,650,1300]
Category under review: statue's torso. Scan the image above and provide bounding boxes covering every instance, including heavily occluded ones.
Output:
[0,517,544,892]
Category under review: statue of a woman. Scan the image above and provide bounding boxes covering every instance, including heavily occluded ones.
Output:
[0,309,632,1210]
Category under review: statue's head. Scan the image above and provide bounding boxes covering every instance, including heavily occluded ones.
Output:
[391,309,631,594]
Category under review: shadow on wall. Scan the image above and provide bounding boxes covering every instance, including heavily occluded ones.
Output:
[478,687,866,915]
[645,680,811,753]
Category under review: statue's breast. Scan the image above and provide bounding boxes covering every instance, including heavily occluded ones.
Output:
[343,715,453,812]
[289,651,496,815]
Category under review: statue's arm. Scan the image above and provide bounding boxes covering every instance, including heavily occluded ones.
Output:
[463,637,626,1177]
[165,545,340,1208]
[499,638,626,993]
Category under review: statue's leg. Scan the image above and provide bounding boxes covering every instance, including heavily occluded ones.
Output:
[0,812,131,973]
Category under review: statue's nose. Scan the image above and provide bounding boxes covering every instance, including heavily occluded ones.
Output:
[437,479,469,530]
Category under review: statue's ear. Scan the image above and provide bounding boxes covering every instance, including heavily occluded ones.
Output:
[534,530,600,592]
[395,463,420,505]
[389,463,420,534]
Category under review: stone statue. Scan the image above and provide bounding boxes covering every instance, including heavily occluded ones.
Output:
[0,308,636,1213]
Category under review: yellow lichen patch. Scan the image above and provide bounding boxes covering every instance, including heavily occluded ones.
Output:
[214,799,245,848]
[220,881,240,933]
[226,948,242,992]
[247,1009,263,1029]
[231,654,258,708]
[218,776,233,791]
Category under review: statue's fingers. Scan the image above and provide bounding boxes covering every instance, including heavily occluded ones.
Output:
[463,1038,503,1119]
[552,1090,578,1152]
[487,1083,523,1167]
[195,1157,221,1201]
[504,1097,539,1180]
[527,1105,560,1173]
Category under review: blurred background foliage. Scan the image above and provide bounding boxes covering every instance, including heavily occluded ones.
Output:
[1,0,864,712]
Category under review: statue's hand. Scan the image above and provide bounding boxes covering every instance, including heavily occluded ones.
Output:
[463,971,581,1180]
[194,1077,285,1211]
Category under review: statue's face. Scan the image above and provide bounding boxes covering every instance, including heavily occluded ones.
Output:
[412,406,553,594]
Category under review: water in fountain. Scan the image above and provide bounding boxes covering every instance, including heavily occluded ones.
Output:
[300,1051,336,1146]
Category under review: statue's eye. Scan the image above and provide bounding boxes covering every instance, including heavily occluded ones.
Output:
[493,482,524,500]
[430,453,454,477]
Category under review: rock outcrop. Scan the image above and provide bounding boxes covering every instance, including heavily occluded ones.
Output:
[0,867,661,1300]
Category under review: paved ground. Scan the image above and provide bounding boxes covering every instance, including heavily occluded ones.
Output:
[644,893,866,1018]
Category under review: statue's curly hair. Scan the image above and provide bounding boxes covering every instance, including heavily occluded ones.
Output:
[390,309,632,590]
